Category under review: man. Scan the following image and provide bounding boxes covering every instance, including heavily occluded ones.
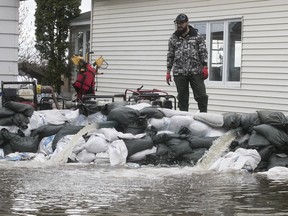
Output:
[166,13,209,112]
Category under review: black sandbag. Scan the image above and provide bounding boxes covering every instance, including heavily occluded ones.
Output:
[267,153,288,170]
[156,143,170,156]
[257,110,287,128]
[165,138,193,157]
[0,117,14,126]
[0,130,5,147]
[247,131,271,149]
[123,135,154,157]
[101,101,129,115]
[52,125,84,151]
[107,106,140,127]
[1,128,40,153]
[188,136,219,149]
[240,112,261,133]
[12,113,29,129]
[123,116,148,135]
[30,124,65,139]
[253,124,288,151]
[258,145,274,162]
[139,107,165,119]
[223,112,242,129]
[0,107,15,118]
[4,101,34,117]
[181,148,207,164]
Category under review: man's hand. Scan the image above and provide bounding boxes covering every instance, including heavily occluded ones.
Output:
[166,72,172,85]
[202,66,208,80]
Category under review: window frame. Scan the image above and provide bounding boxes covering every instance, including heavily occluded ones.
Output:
[192,18,243,88]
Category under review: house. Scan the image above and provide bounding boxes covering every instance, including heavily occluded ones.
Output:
[89,0,288,115]
[0,0,24,82]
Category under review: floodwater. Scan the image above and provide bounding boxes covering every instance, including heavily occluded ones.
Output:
[0,162,288,216]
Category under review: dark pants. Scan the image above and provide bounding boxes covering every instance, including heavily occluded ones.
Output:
[174,74,208,112]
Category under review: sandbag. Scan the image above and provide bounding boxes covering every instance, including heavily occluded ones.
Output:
[267,153,288,170]
[147,117,171,131]
[128,146,157,162]
[123,115,148,135]
[257,110,287,128]
[76,149,96,163]
[240,112,261,133]
[101,101,129,115]
[0,117,13,126]
[188,136,218,149]
[4,101,34,117]
[0,107,15,118]
[247,131,271,149]
[253,124,288,151]
[165,138,193,158]
[109,139,128,166]
[1,128,40,153]
[84,134,109,154]
[168,115,194,133]
[193,113,224,128]
[107,106,140,127]
[223,112,242,129]
[30,124,65,139]
[181,148,207,165]
[52,125,84,151]
[123,135,154,157]
[139,107,165,119]
[12,113,29,129]
[188,119,211,137]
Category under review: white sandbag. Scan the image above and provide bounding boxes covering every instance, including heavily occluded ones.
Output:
[208,148,261,172]
[157,108,194,117]
[193,113,224,128]
[84,135,110,154]
[259,166,288,181]
[147,117,171,131]
[188,120,211,137]
[109,140,128,166]
[38,135,55,156]
[95,152,110,165]
[72,136,86,154]
[117,132,146,140]
[59,109,80,125]
[98,128,120,142]
[86,112,107,124]
[37,109,68,125]
[0,148,4,157]
[129,146,157,162]
[126,103,151,111]
[28,111,47,129]
[76,149,96,163]
[168,115,194,133]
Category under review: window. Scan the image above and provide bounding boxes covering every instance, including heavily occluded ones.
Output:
[194,20,242,85]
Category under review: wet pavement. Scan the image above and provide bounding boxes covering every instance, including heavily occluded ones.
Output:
[0,162,288,216]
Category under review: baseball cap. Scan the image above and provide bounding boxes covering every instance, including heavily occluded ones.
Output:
[174,13,188,24]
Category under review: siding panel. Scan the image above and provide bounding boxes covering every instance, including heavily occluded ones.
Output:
[92,0,288,114]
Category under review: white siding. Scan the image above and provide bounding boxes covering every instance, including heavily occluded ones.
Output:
[91,0,288,114]
[0,1,20,82]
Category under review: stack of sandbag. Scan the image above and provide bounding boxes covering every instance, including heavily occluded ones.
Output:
[224,110,288,172]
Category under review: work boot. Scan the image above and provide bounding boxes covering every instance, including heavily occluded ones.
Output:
[196,95,208,112]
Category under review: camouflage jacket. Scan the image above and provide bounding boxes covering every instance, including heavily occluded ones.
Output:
[167,26,208,76]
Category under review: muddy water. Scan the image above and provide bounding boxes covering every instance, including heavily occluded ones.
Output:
[0,163,288,216]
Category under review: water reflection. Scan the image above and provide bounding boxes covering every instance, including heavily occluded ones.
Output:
[0,164,288,215]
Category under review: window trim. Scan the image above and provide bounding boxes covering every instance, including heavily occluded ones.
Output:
[193,18,243,88]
